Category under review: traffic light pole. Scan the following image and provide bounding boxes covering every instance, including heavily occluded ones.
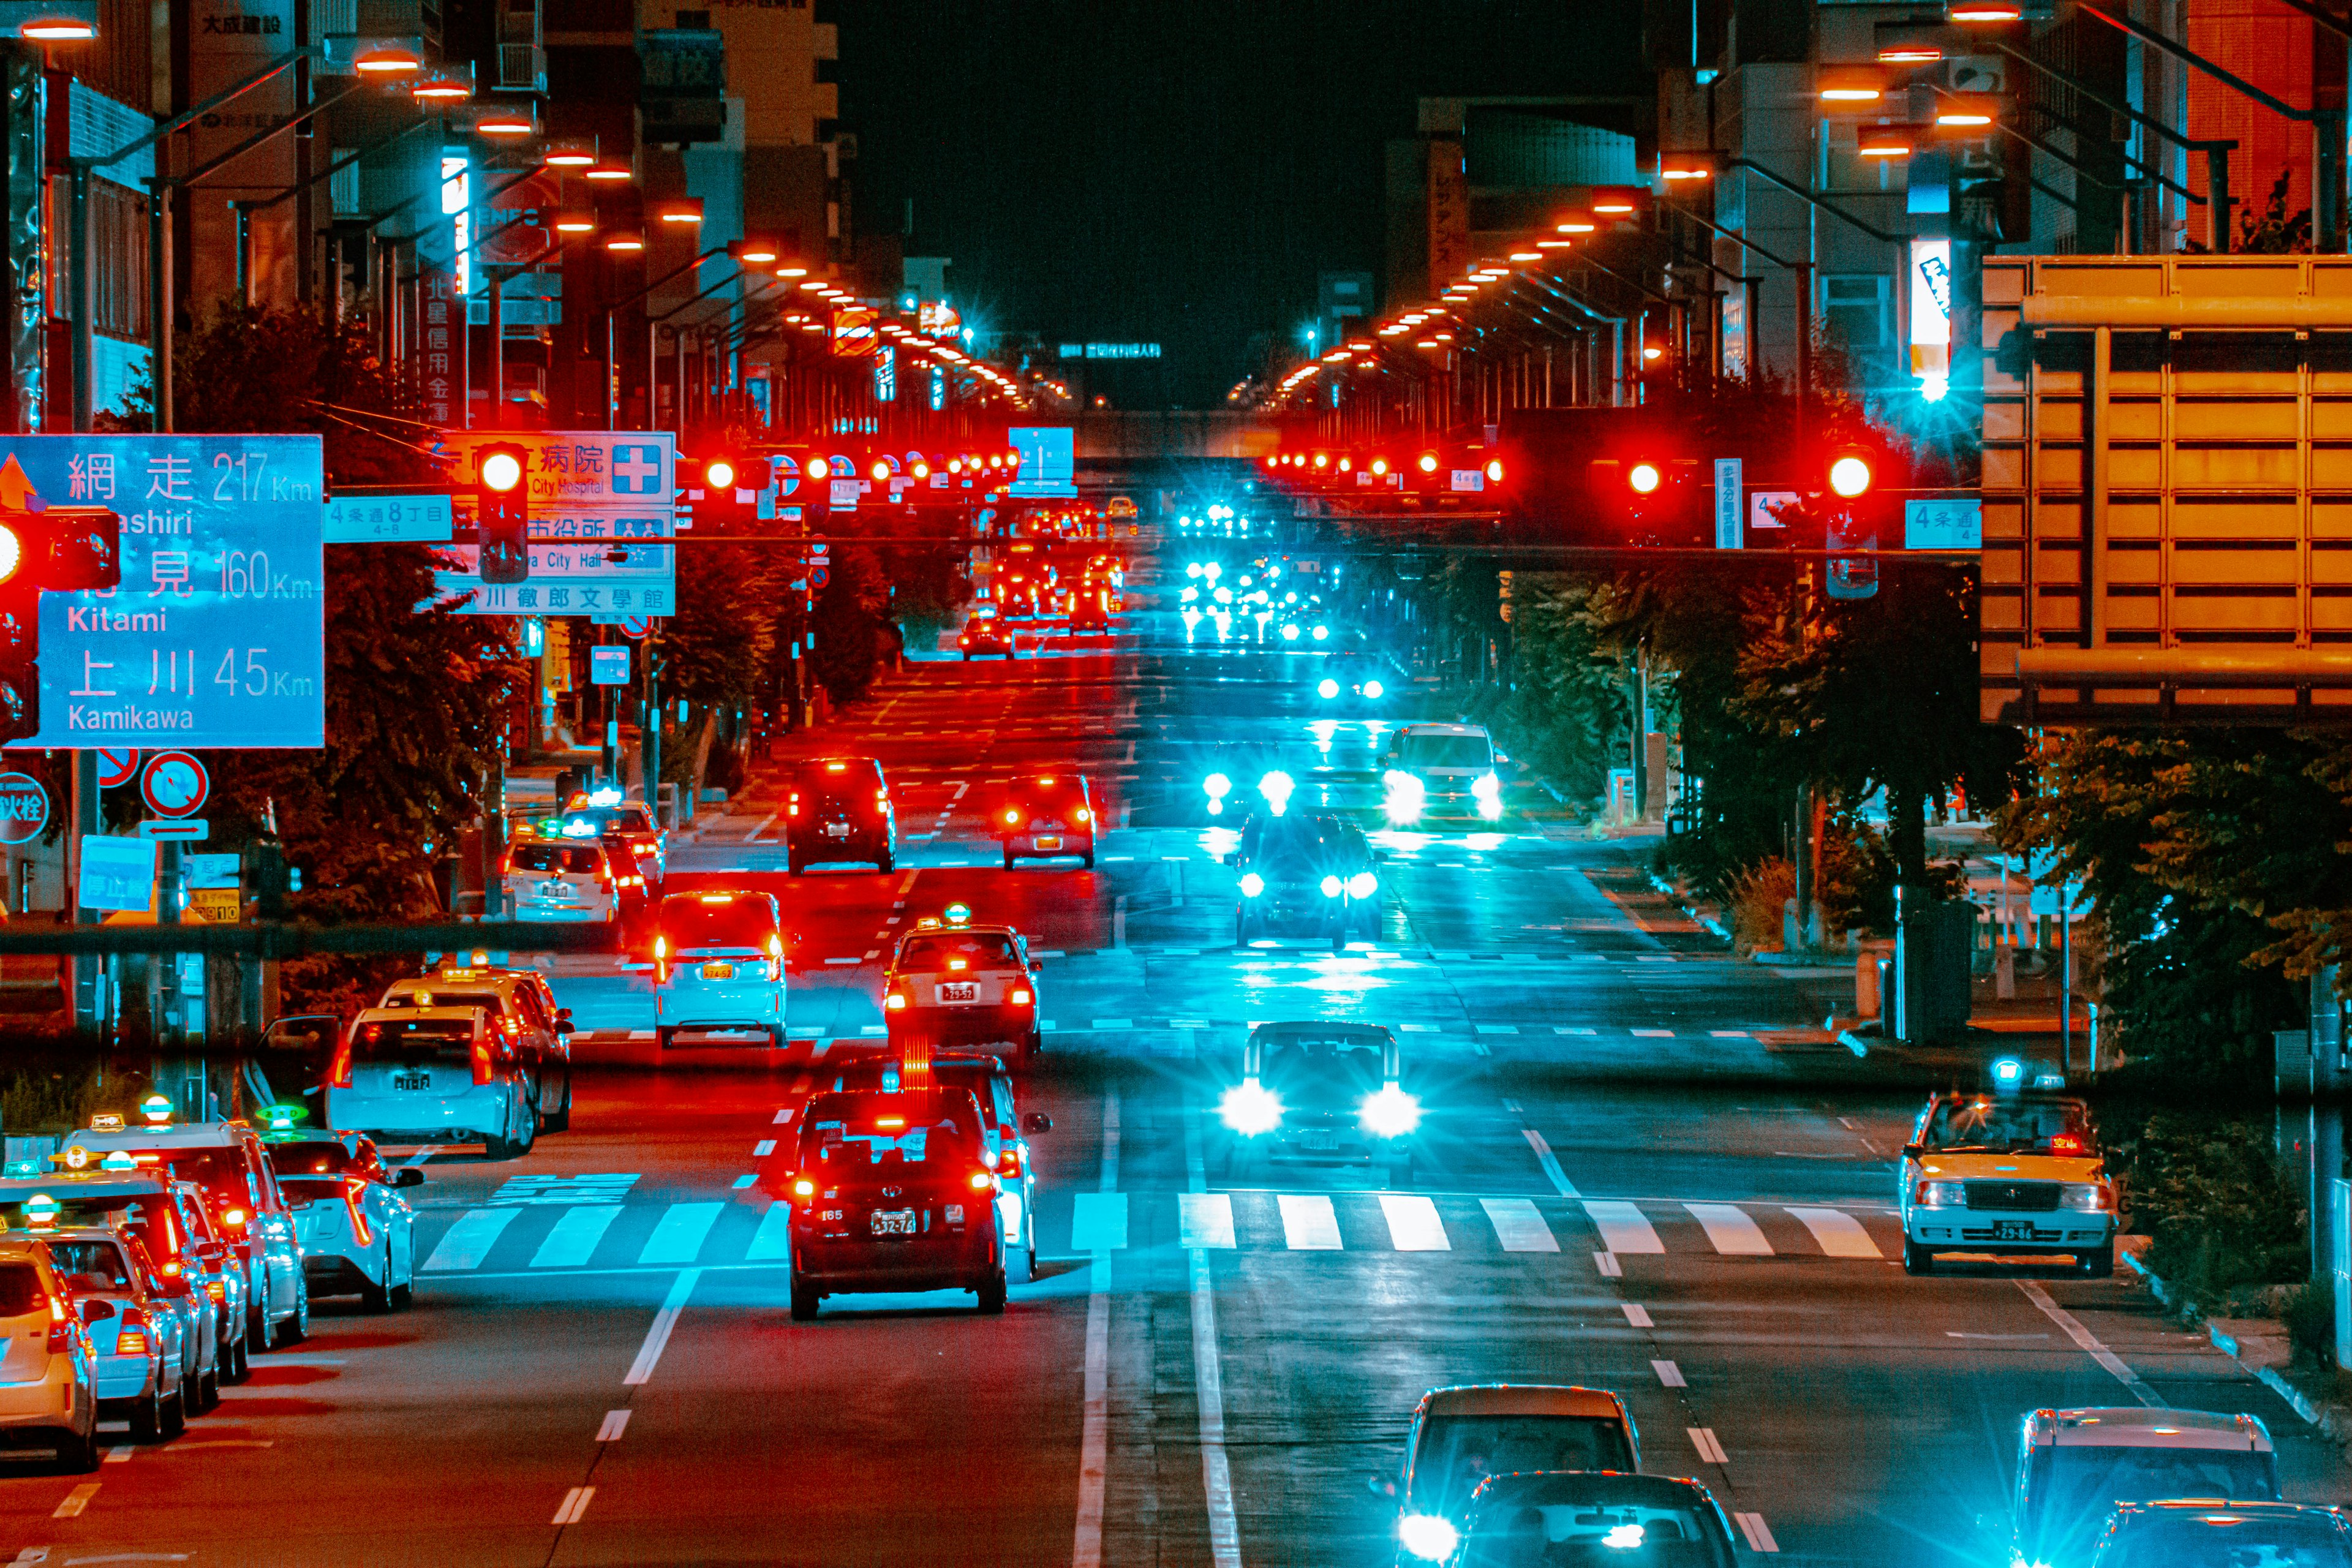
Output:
[70,751,99,1033]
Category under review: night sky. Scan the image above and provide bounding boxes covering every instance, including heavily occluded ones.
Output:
[838,1,1651,407]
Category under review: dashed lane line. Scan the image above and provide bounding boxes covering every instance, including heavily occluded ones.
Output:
[2017,1280,2164,1408]
[621,1268,700,1387]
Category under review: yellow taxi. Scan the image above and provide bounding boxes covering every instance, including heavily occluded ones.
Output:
[880,905,1043,1065]
[1898,1063,2117,1277]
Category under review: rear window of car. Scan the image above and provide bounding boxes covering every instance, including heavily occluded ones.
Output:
[8,1197,181,1264]
[353,1017,477,1060]
[658,896,780,951]
[513,845,603,875]
[899,933,1018,967]
[1008,778,1084,807]
[266,1142,355,1177]
[382,988,507,1016]
[799,761,882,791]
[47,1240,132,1291]
[0,1261,42,1316]
[801,1096,983,1168]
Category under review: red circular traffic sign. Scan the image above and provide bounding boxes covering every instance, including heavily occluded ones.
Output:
[0,773,47,845]
[96,748,140,789]
[619,616,653,640]
[140,752,208,818]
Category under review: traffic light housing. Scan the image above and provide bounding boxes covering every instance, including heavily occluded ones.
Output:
[475,441,530,586]
[1586,454,1706,546]
[0,506,123,746]
[688,454,774,493]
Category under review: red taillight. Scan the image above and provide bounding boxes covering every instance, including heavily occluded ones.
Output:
[885,992,907,1011]
[791,1176,815,1200]
[43,1292,69,1353]
[499,853,513,875]
[205,1279,225,1303]
[1003,809,1021,825]
[499,1016,519,1038]
[968,1170,994,1191]
[1074,809,1091,823]
[876,791,889,811]
[328,1037,354,1089]
[345,1175,373,1247]
[1009,988,1033,1006]
[997,1147,1022,1179]
[471,1036,494,1085]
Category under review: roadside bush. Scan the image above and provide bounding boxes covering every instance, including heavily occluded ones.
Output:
[1725,859,1795,957]
[2106,1109,2307,1304]
[2285,1276,2335,1362]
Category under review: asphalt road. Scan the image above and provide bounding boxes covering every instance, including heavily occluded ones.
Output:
[2,533,2338,1566]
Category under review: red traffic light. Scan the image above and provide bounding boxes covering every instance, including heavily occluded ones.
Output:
[704,456,737,491]
[1627,461,1663,495]
[480,445,526,492]
[1828,450,1874,499]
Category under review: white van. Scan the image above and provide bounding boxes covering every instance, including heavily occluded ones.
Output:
[1382,723,1502,825]
[326,1007,541,1158]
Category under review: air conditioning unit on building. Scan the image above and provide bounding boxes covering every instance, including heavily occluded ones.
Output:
[498,42,546,94]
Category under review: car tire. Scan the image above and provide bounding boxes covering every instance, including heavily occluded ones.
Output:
[654,1027,676,1054]
[280,1278,310,1346]
[769,1025,786,1050]
[2081,1243,2116,1278]
[543,1071,572,1134]
[1082,849,1095,869]
[130,1381,164,1442]
[1003,849,1017,870]
[963,652,972,662]
[513,1098,537,1156]
[55,1419,99,1474]
[160,1383,186,1439]
[976,1265,1008,1316]
[197,1362,219,1412]
[786,853,807,876]
[876,848,895,873]
[362,1243,393,1313]
[223,1331,248,1384]
[1902,1242,1936,1276]
[1023,1242,1038,1283]
[249,1278,272,1353]
[790,1277,820,1322]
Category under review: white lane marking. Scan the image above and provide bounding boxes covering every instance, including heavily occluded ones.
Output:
[1074,1087,1121,1568]
[1583,1200,1664,1254]
[772,1107,792,1125]
[753,1139,776,1157]
[1473,1023,1517,1036]
[1480,1197,1559,1253]
[1621,1303,1653,1328]
[530,1205,623,1269]
[1182,1110,1243,1568]
[1651,1359,1686,1388]
[552,1487,594,1526]
[637,1202,723,1265]
[422,1207,520,1271]
[1378,1194,1450,1251]
[102,1445,132,1463]
[744,1205,792,1261]
[1178,1192,1236,1250]
[1688,1428,1727,1465]
[1948,1332,2051,1341]
[622,1268,700,1387]
[1501,1099,1521,1113]
[1556,1026,1596,1036]
[1632,1028,1674,1038]
[1686,1202,1774,1256]
[402,1147,436,1169]
[1709,1030,1750,1038]
[1278,1193,1343,1250]
[1787,1206,1883,1259]
[2017,1280,2164,1407]
[53,1483,98,1518]
[597,1410,630,1442]
[1594,1251,1623,1278]
[1735,1513,1779,1553]
[951,782,969,802]
[1070,1192,1129,1252]
[730,1174,756,1189]
[1521,1129,1578,1197]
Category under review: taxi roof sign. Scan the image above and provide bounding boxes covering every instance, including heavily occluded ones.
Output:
[88,1112,123,1132]
[943,903,972,926]
[262,1103,309,1129]
[138,1093,173,1125]
[98,1151,136,1172]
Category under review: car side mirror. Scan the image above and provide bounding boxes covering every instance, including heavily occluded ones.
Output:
[557,1007,573,1021]
[1373,850,1391,863]
[80,1299,114,1324]
[1023,1112,1052,1134]
[1902,1142,1925,1159]
[393,1167,425,1188]
[554,1020,575,1035]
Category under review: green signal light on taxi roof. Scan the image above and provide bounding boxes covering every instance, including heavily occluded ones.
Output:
[943,903,972,926]
[263,1103,309,1128]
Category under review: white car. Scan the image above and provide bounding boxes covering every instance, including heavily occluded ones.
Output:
[0,1239,99,1471]
[262,1129,421,1311]
[504,839,631,924]
[329,1006,543,1158]
[2015,1406,2280,1568]
[1899,1090,2117,1275]
[652,890,788,1049]
[1381,723,1502,825]
[378,964,575,1134]
[42,1228,192,1442]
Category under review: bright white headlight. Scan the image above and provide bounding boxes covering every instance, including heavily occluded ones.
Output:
[1319,875,1343,898]
[1239,872,1264,897]
[1398,1515,1458,1562]
[1219,1079,1283,1135]
[1318,678,1339,699]
[1347,871,1378,899]
[1362,679,1384,699]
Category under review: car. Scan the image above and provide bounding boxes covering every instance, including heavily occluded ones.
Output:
[1067,588,1112,634]
[260,1122,422,1312]
[0,1238,99,1471]
[1448,1471,1742,1567]
[1229,810,1381,950]
[554,790,668,881]
[1219,1021,1422,1182]
[503,837,643,924]
[1314,651,1393,707]
[997,773,1096,868]
[786,758,897,873]
[40,1227,194,1442]
[652,889,788,1050]
[328,1005,543,1159]
[154,1177,254,1386]
[2090,1499,2352,1568]
[780,1088,1010,1319]
[1393,1385,1642,1564]
[823,1052,1054,1280]
[960,617,1015,659]
[2015,1407,2281,1568]
[1899,1086,2117,1275]
[58,1118,310,1352]
[882,911,1043,1064]
[379,963,576,1134]
[1382,722,1504,825]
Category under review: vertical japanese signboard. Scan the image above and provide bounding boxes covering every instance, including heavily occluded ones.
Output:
[11,434,326,748]
[434,431,676,618]
[416,265,467,431]
[1427,139,1469,288]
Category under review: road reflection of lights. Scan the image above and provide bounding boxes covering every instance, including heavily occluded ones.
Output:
[1308,719,1337,754]
[1461,833,1504,851]
[1199,826,1240,859]
[1370,827,1430,854]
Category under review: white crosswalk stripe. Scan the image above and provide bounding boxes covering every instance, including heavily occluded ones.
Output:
[1686,1203,1774,1256]
[530,1205,622,1268]
[638,1202,723,1265]
[744,1204,792,1261]
[1180,1191,1236,1249]
[1379,1194,1450,1251]
[423,1208,519,1272]
[1479,1197,1559,1253]
[1787,1206,1883,1259]
[1278,1193,1343,1250]
[1583,1200,1665,1254]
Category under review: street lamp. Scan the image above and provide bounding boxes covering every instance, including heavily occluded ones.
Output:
[542,138,596,168]
[584,160,633,183]
[654,197,704,226]
[1932,94,1998,129]
[410,62,473,102]
[603,230,645,252]
[471,104,537,138]
[1817,67,1887,104]
[1858,124,1917,158]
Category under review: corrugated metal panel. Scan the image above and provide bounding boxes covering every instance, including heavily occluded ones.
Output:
[1464,114,1635,190]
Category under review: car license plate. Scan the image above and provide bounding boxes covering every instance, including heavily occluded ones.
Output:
[701,962,735,980]
[394,1072,428,1091]
[937,981,980,1005]
[1297,1128,1338,1151]
[869,1209,916,1237]
[825,823,851,838]
[1993,1220,2037,1243]
[538,880,569,899]
[1035,835,1063,850]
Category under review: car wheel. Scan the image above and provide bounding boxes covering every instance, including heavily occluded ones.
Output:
[55,1419,99,1474]
[222,1330,248,1384]
[1082,849,1095,869]
[362,1242,393,1313]
[962,651,972,662]
[876,848,895,873]
[249,1277,273,1352]
[160,1382,186,1439]
[130,1381,164,1442]
[1003,849,1017,870]
[1902,1242,1936,1276]
[543,1071,572,1134]
[769,1025,786,1050]
[654,1027,676,1054]
[2081,1243,2116,1278]
[790,1276,820,1322]
[197,1362,219,1412]
[976,1264,1008,1316]
[280,1277,310,1345]
[1023,1242,1038,1283]
[513,1095,537,1156]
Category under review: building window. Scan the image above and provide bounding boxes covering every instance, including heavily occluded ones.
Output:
[1821,274,1890,352]
[45,175,148,342]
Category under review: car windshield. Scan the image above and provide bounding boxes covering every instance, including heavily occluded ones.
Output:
[1413,1415,1638,1514]
[1463,1495,1733,1568]
[900,933,1019,967]
[139,1150,257,1213]
[513,845,603,875]
[1924,1098,2092,1153]
[2109,1512,2352,1568]
[266,1142,356,1177]
[2,1197,181,1264]
[2038,1447,2279,1534]
[46,1240,132,1291]
[0,1261,40,1316]
[659,897,778,952]
[1258,1039,1387,1109]
[1403,733,1492,769]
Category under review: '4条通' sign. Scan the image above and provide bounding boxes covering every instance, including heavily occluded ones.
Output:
[12,435,326,750]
